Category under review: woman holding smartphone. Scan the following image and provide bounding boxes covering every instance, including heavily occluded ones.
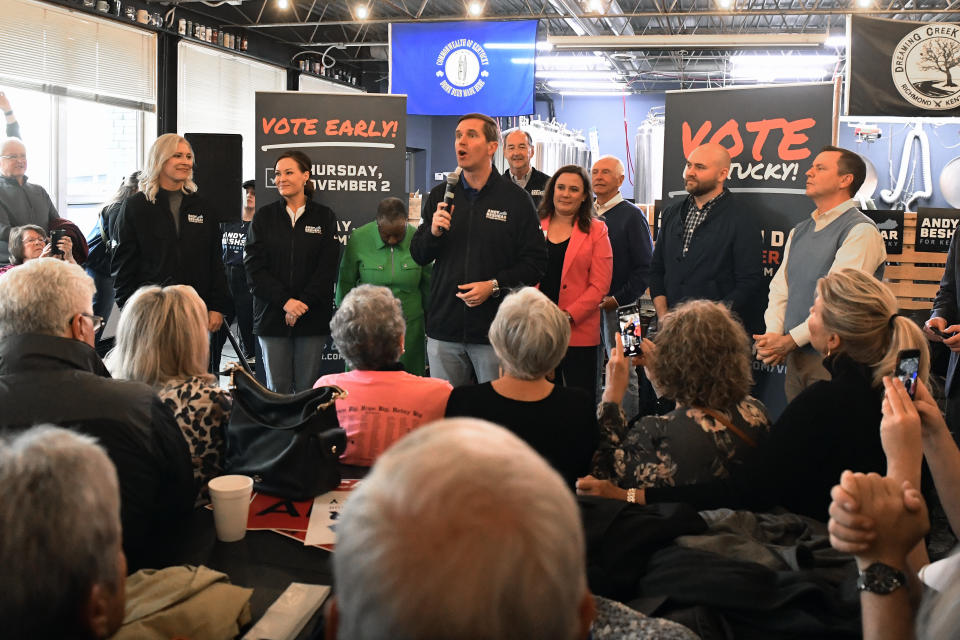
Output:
[244,150,339,393]
[580,269,929,522]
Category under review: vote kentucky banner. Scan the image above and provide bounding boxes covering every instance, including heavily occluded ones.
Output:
[662,82,835,419]
[848,14,960,116]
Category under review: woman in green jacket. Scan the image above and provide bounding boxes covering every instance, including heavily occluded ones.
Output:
[336,197,432,375]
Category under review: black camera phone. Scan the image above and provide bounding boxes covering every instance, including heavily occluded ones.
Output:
[49,229,65,258]
[617,304,642,358]
[894,349,921,399]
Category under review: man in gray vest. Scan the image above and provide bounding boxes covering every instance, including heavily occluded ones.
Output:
[754,146,886,401]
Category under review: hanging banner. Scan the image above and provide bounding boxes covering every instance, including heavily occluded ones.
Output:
[916,207,960,252]
[255,91,407,373]
[849,14,960,116]
[389,20,537,116]
[662,82,834,419]
[865,209,905,255]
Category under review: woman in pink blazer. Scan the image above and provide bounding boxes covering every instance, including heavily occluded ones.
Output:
[538,164,613,396]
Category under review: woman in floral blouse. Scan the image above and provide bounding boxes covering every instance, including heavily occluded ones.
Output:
[588,299,770,491]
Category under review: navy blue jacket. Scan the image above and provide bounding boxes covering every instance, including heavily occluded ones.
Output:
[600,199,653,306]
[649,191,762,327]
[932,228,960,397]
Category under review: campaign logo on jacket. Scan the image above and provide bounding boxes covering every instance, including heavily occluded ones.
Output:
[304,225,323,234]
[485,209,508,222]
[187,214,204,224]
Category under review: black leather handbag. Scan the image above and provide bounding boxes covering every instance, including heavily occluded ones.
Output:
[223,362,348,500]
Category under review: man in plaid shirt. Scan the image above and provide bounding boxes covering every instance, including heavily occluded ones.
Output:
[649,143,762,330]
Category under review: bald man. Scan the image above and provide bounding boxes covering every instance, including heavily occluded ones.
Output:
[0,136,59,264]
[649,142,762,328]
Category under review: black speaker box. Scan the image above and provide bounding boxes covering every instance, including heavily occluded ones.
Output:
[184,132,243,223]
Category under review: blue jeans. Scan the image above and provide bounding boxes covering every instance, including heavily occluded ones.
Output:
[427,338,499,387]
[259,335,328,394]
[602,308,640,420]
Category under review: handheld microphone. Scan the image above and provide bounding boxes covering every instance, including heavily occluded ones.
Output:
[439,167,462,234]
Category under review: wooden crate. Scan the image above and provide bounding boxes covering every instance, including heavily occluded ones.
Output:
[884,212,948,312]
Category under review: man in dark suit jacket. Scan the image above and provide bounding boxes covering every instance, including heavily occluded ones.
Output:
[502,128,550,208]
[926,229,960,444]
[649,143,762,331]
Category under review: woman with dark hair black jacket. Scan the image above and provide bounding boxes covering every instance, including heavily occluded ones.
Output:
[244,150,339,393]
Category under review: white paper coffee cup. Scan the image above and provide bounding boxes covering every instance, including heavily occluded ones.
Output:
[208,475,253,542]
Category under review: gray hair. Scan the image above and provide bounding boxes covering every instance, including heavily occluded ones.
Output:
[595,154,625,178]
[0,425,122,638]
[504,128,533,146]
[0,258,95,339]
[330,285,405,370]
[0,136,25,154]
[489,287,570,380]
[140,133,197,204]
[7,223,45,265]
[333,418,587,640]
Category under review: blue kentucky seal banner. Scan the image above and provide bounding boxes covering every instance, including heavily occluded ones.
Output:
[389,20,537,116]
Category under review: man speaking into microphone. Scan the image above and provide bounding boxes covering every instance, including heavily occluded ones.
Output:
[412,113,547,387]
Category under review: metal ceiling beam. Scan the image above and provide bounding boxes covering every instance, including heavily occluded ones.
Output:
[233,7,960,28]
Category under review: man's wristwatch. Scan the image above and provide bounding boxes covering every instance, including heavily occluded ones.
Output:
[490,279,500,297]
[856,562,907,594]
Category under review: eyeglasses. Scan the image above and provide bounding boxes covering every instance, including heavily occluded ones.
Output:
[0,154,26,160]
[79,313,104,332]
[24,235,47,245]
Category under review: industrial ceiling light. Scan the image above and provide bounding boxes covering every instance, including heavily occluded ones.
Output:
[355,4,369,19]
[547,79,628,90]
[856,0,871,6]
[717,0,733,8]
[730,54,838,81]
[533,55,612,69]
[277,0,288,9]
[536,70,622,80]
[468,1,483,16]
[586,0,605,12]
[548,33,829,49]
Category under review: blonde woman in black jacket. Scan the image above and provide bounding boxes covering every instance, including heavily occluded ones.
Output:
[244,150,339,393]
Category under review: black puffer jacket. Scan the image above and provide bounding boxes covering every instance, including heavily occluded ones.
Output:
[411,169,547,344]
[244,198,340,337]
[0,333,196,571]
[111,189,230,312]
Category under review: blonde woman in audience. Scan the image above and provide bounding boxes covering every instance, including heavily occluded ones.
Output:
[580,269,929,522]
[106,284,231,496]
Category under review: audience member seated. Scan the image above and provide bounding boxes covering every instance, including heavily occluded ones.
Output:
[445,287,599,489]
[829,374,960,640]
[1,425,127,640]
[829,470,929,640]
[329,417,698,640]
[0,223,76,276]
[579,268,929,521]
[591,300,770,490]
[315,284,451,466]
[106,284,231,495]
[0,259,195,571]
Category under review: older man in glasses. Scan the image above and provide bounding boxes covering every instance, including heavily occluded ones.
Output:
[0,136,60,264]
[0,258,194,572]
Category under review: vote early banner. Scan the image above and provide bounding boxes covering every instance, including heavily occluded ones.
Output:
[255,91,407,374]
[255,91,407,243]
